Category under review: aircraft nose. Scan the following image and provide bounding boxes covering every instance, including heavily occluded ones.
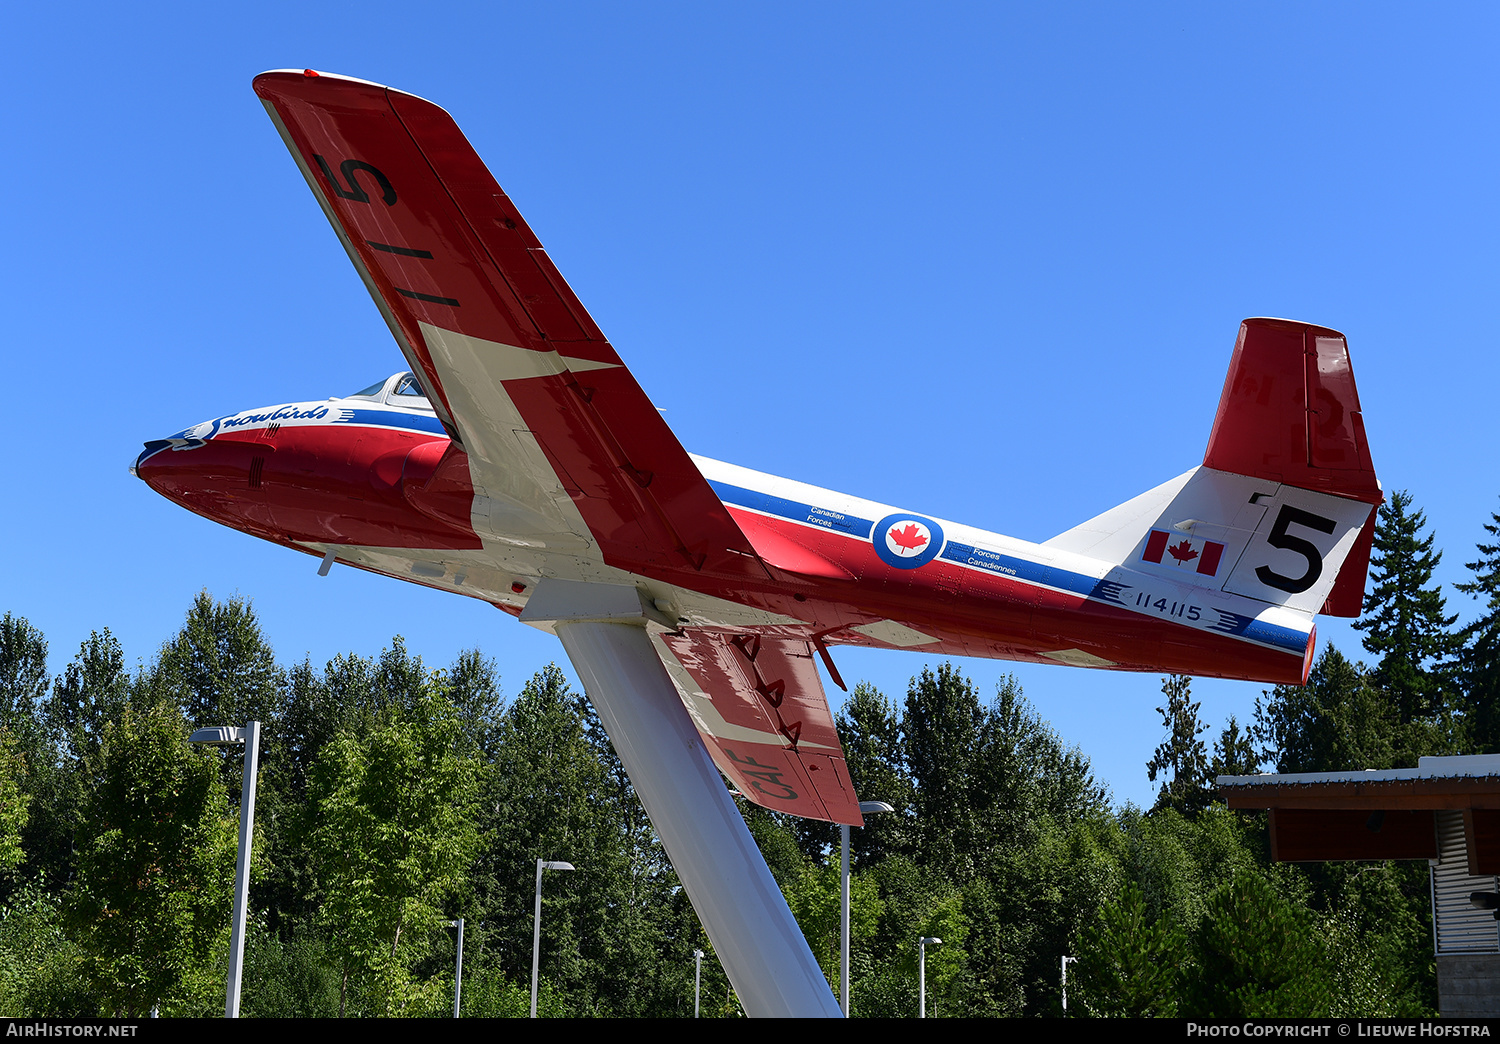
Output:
[130,440,175,478]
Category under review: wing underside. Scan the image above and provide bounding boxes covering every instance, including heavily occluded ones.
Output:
[656,631,863,826]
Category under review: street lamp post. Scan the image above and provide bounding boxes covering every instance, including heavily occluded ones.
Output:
[693,948,704,1017]
[918,936,942,1018]
[1061,954,1077,1014]
[445,919,465,1018]
[188,721,261,1019]
[531,859,575,1018]
[841,799,894,1016]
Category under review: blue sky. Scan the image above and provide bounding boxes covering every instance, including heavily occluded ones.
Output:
[4,4,1497,808]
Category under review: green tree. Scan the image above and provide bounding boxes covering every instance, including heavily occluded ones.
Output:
[64,699,238,1016]
[1071,880,1184,1016]
[152,592,283,730]
[1457,500,1500,752]
[1146,675,1209,814]
[784,857,883,991]
[26,631,133,893]
[304,689,480,1016]
[1353,491,1460,724]
[0,614,49,731]
[474,665,695,1016]
[1254,647,1398,772]
[835,682,915,863]
[46,631,130,764]
[0,616,51,897]
[1183,871,1332,1017]
[1209,715,1260,779]
[0,730,26,876]
[903,664,985,872]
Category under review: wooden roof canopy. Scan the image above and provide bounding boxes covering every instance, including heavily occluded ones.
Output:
[1217,755,1500,874]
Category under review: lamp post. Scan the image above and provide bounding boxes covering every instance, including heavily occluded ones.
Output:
[693,948,704,1017]
[445,919,465,1018]
[918,936,942,1018]
[841,799,894,1016]
[188,721,261,1019]
[531,859,575,1017]
[1061,954,1077,1014]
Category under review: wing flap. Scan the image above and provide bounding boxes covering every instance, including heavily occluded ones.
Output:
[253,70,761,576]
[658,631,863,826]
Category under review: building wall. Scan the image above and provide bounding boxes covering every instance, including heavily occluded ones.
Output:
[1438,954,1500,1017]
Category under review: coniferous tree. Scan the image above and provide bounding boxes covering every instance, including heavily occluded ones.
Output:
[1352,491,1460,725]
[1457,500,1500,751]
[1146,676,1209,814]
[1209,715,1260,779]
[1072,881,1184,1016]
[1183,872,1332,1017]
[1254,647,1397,772]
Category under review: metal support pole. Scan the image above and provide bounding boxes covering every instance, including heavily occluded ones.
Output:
[840,823,851,1016]
[919,939,926,1019]
[918,936,940,1018]
[226,721,259,1019]
[522,580,841,1018]
[531,859,543,1018]
[694,948,704,1017]
[452,919,464,1018]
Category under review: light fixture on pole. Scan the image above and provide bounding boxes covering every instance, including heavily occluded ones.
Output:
[531,859,575,1018]
[693,949,704,1018]
[1061,954,1077,1014]
[188,721,261,1020]
[841,799,894,1016]
[918,936,942,1018]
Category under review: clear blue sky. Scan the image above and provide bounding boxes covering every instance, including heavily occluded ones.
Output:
[4,3,1497,808]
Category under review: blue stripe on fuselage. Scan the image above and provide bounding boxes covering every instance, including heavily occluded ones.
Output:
[333,409,446,435]
[708,480,875,539]
[711,478,1307,656]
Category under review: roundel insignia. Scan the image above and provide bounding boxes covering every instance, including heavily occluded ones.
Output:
[873,513,944,570]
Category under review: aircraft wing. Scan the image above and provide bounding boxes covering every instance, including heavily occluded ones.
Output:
[253,70,762,575]
[656,631,864,826]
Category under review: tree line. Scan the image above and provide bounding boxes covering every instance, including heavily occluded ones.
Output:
[0,491,1496,1016]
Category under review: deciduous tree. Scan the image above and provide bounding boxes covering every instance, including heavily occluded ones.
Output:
[64,700,238,1016]
[304,688,480,1016]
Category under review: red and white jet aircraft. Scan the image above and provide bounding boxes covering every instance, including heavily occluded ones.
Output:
[136,70,1380,831]
[133,71,1380,1015]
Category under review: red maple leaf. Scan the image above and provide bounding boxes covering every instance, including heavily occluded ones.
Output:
[1167,539,1199,565]
[889,523,929,552]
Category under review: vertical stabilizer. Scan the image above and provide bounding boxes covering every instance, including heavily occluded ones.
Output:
[1047,319,1381,618]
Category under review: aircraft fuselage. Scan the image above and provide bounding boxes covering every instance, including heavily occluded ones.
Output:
[135,385,1314,687]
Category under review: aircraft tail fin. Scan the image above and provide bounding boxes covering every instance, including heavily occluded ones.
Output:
[1045,318,1381,618]
[1203,318,1380,503]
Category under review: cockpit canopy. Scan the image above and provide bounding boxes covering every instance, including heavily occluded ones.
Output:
[345,372,433,410]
